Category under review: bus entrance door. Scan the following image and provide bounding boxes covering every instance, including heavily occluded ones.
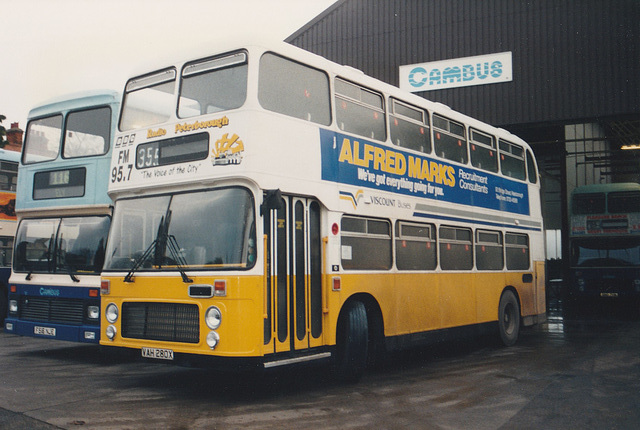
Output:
[264,196,323,356]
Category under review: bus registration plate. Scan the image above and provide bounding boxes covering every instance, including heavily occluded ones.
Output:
[141,347,174,360]
[34,326,56,336]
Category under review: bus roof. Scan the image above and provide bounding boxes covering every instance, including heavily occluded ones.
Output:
[121,41,530,150]
[27,89,120,120]
[572,182,640,195]
[0,148,21,163]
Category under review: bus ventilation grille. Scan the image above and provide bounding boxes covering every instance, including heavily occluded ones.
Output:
[121,302,200,344]
[20,297,85,325]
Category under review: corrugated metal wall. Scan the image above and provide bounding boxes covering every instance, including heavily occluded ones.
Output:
[287,0,639,127]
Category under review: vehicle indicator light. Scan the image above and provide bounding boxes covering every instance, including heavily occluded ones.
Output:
[89,288,99,298]
[332,277,341,291]
[101,280,110,295]
[332,223,339,235]
[214,280,226,297]
[10,285,16,293]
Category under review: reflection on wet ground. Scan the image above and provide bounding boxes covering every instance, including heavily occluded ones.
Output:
[1,287,639,429]
[539,290,639,345]
[545,297,566,334]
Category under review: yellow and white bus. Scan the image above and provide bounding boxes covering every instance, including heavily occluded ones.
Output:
[100,42,545,380]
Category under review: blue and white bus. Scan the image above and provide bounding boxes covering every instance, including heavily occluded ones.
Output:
[5,91,118,343]
[0,148,20,324]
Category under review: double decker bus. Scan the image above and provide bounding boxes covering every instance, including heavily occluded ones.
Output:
[100,42,545,379]
[568,183,640,302]
[5,91,118,343]
[0,148,20,324]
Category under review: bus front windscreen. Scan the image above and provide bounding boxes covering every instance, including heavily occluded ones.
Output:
[14,216,110,274]
[571,237,640,268]
[104,187,256,272]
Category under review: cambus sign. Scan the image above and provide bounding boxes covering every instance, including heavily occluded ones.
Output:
[399,52,513,92]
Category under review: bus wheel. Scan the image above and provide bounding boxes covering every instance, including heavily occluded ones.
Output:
[498,290,520,346]
[334,300,369,383]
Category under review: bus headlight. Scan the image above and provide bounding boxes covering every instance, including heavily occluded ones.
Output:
[87,305,100,320]
[206,331,220,350]
[9,299,18,313]
[205,306,222,330]
[105,303,119,323]
[106,325,117,340]
[577,278,585,292]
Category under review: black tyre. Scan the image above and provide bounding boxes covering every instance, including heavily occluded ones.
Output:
[498,290,520,346]
[334,300,369,383]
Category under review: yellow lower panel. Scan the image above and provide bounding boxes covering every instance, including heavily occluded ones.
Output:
[100,275,265,358]
[333,270,538,341]
[101,269,543,357]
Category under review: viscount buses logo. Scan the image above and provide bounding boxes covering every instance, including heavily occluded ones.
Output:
[212,133,244,165]
[339,189,364,209]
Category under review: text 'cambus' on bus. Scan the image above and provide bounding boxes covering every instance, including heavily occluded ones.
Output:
[100,42,546,381]
[5,90,119,343]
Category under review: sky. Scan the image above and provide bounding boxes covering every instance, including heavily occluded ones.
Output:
[1,0,336,128]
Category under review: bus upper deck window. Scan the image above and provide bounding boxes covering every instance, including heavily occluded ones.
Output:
[390,98,431,154]
[433,114,468,165]
[608,191,640,213]
[23,115,63,164]
[469,128,498,173]
[63,107,111,158]
[526,149,538,184]
[335,78,386,142]
[179,51,248,118]
[499,139,526,181]
[258,53,331,126]
[572,193,605,215]
[120,68,177,131]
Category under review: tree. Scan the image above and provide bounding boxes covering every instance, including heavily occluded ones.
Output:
[0,115,7,148]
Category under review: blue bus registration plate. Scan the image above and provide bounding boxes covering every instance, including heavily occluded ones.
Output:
[34,326,56,336]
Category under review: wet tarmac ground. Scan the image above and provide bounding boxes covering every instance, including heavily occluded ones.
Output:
[0,298,638,429]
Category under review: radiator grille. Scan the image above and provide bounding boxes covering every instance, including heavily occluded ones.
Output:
[20,297,86,325]
[122,302,200,344]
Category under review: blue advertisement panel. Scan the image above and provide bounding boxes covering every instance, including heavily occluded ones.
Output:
[320,129,530,215]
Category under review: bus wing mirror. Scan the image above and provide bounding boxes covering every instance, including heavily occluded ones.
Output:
[260,189,283,216]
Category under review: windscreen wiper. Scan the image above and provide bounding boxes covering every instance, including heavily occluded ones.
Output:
[123,211,192,283]
[124,216,164,283]
[56,233,80,283]
[63,267,80,283]
[165,234,192,283]
[154,210,192,283]
[45,233,55,273]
